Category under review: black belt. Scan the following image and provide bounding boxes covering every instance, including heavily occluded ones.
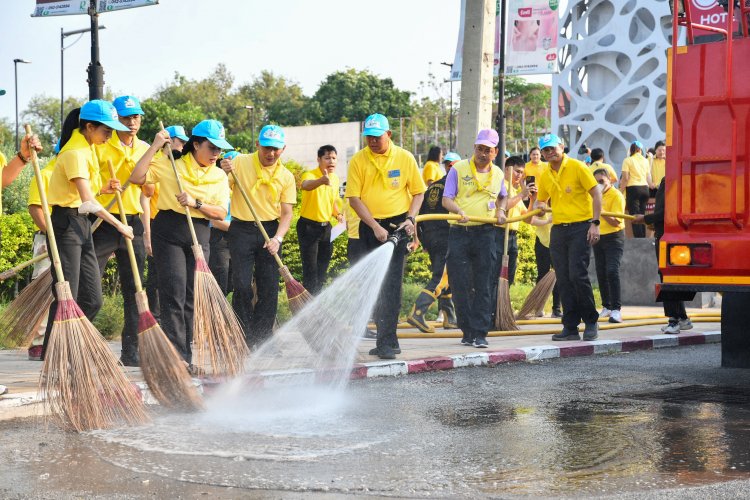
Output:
[373,213,407,224]
[450,224,494,232]
[52,206,86,217]
[299,216,330,227]
[555,220,590,227]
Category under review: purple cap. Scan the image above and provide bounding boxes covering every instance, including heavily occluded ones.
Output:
[475,129,499,147]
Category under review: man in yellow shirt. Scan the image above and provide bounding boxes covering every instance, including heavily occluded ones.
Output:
[589,148,618,185]
[224,125,296,348]
[346,113,426,359]
[496,156,530,287]
[442,129,507,348]
[94,95,151,366]
[592,168,626,323]
[534,133,602,341]
[298,144,343,294]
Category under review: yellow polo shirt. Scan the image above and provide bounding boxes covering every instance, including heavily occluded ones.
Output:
[537,155,597,224]
[28,157,56,206]
[149,183,159,220]
[345,142,425,219]
[144,153,230,219]
[600,186,626,235]
[95,133,150,215]
[589,161,618,184]
[344,197,360,239]
[524,160,547,179]
[448,158,504,226]
[503,181,526,231]
[534,213,552,247]
[228,152,296,222]
[300,168,340,222]
[652,157,665,186]
[621,154,649,187]
[48,130,102,208]
[422,160,443,185]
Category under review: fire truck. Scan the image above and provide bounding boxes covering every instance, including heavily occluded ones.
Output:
[661,0,750,367]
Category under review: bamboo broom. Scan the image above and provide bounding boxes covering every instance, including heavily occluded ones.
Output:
[495,221,519,331]
[107,160,203,411]
[160,122,248,376]
[28,125,149,432]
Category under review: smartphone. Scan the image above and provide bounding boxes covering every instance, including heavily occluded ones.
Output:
[525,176,535,185]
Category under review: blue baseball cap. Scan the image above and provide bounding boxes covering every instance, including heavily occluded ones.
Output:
[258,125,286,148]
[443,152,461,163]
[222,150,239,160]
[80,100,130,132]
[112,95,144,117]
[632,140,644,152]
[505,150,511,158]
[165,125,189,142]
[363,113,389,137]
[191,119,232,150]
[584,155,592,163]
[53,139,61,155]
[538,133,563,149]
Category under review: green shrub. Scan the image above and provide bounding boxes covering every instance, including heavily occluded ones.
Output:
[515,222,537,285]
[0,212,37,300]
[93,293,124,340]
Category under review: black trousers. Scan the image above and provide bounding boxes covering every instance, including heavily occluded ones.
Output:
[296,217,333,295]
[447,225,497,341]
[593,230,625,311]
[209,227,231,295]
[655,238,688,320]
[93,214,145,360]
[534,236,560,311]
[420,226,449,294]
[151,210,210,364]
[347,237,366,265]
[550,222,598,329]
[41,207,103,358]
[359,215,409,350]
[229,219,280,348]
[145,254,160,322]
[626,185,649,238]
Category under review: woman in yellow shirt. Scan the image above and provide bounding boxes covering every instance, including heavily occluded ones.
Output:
[524,146,547,179]
[41,101,134,360]
[422,146,444,186]
[620,140,653,238]
[131,120,231,365]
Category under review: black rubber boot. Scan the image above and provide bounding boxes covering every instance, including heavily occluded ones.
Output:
[406,290,436,333]
[438,293,458,329]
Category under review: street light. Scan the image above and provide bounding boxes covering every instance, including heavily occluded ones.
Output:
[61,26,106,130]
[245,105,256,152]
[13,58,31,151]
[440,61,454,150]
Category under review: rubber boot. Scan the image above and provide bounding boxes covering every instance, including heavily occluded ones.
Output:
[407,290,436,333]
[438,293,458,329]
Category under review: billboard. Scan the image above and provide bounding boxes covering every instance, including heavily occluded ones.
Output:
[504,0,560,76]
[32,0,158,17]
[449,0,503,81]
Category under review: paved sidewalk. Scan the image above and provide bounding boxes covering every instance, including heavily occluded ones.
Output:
[0,305,721,419]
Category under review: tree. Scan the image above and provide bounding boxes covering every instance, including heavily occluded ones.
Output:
[22,95,85,149]
[311,69,413,124]
[494,76,551,153]
[138,99,206,145]
[235,71,310,127]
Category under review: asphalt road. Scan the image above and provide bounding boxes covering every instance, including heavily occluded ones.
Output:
[2,344,750,499]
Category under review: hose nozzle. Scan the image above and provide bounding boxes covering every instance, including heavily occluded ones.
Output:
[387,226,409,246]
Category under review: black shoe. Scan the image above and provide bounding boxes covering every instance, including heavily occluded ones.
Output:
[368,346,396,360]
[391,347,402,355]
[120,353,140,367]
[551,328,581,341]
[461,338,474,346]
[474,338,488,348]
[361,329,378,340]
[583,323,599,341]
[551,309,563,318]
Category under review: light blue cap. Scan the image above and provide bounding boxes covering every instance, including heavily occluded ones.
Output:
[165,125,189,142]
[363,113,390,137]
[223,150,239,160]
[632,140,645,152]
[258,125,286,148]
[505,150,511,158]
[443,152,461,163]
[538,133,563,149]
[80,100,130,132]
[112,95,144,117]
[191,119,232,150]
[53,139,61,155]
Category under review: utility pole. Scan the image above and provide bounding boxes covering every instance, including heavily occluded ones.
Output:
[86,0,104,100]
[440,61,454,150]
[495,0,507,165]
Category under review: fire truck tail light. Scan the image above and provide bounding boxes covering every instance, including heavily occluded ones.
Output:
[691,245,712,266]
[669,245,691,265]
[668,244,712,267]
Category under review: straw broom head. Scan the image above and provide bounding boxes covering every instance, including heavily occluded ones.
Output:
[516,269,557,320]
[280,265,313,314]
[0,268,53,347]
[495,277,519,331]
[135,291,204,411]
[40,282,150,432]
[191,245,249,377]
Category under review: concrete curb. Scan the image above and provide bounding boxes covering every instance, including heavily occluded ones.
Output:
[1,331,722,413]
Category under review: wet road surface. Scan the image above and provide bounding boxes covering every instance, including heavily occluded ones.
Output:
[2,343,750,499]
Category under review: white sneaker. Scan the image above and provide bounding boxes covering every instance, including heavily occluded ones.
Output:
[609,310,623,323]
[0,384,7,396]
[661,318,678,332]
[679,318,693,330]
[599,308,611,318]
[663,322,680,334]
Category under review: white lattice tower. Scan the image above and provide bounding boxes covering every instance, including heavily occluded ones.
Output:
[552,0,672,169]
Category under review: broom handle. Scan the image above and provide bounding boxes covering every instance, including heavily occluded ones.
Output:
[229,171,286,269]
[0,253,48,281]
[108,160,144,293]
[25,124,66,284]
[158,121,201,248]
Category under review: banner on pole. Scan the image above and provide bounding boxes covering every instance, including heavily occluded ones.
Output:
[504,0,560,76]
[449,0,503,81]
[32,0,158,17]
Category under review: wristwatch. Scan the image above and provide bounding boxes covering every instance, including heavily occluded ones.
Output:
[274,236,284,244]
[406,215,416,225]
[591,219,600,226]
[194,199,203,210]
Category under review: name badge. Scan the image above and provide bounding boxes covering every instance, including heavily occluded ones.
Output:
[488,200,496,210]
[387,170,400,178]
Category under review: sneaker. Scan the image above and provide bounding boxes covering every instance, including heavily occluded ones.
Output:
[583,323,599,341]
[391,346,402,355]
[551,309,563,318]
[0,385,7,396]
[661,318,679,332]
[28,345,43,361]
[663,322,680,334]
[608,310,623,323]
[461,338,474,346]
[599,307,611,318]
[552,328,581,341]
[361,329,378,340]
[679,318,693,330]
[368,346,396,360]
[474,338,488,348]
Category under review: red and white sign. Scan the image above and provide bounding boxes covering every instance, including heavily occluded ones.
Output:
[689,0,740,37]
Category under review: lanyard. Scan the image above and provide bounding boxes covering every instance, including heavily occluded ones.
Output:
[469,157,496,196]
